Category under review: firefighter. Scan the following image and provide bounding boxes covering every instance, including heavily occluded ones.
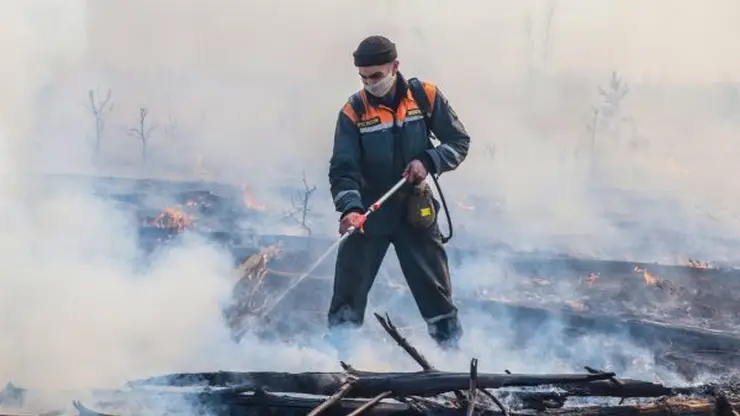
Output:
[327,35,471,349]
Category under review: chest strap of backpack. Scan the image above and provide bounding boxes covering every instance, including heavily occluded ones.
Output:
[348,92,366,122]
[407,77,434,136]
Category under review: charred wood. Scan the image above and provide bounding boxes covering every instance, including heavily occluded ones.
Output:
[330,369,687,399]
[533,395,740,416]
[7,392,740,416]
[127,370,616,398]
[71,392,419,416]
[307,379,357,416]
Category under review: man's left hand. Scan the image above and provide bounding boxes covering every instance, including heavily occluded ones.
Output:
[402,159,428,184]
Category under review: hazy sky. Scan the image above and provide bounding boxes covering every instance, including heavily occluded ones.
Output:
[84,0,740,83]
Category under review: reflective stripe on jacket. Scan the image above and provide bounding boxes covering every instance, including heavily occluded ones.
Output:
[329,73,471,234]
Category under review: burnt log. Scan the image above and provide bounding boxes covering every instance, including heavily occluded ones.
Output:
[127,371,616,398]
[62,392,740,416]
[73,394,419,416]
[338,370,683,399]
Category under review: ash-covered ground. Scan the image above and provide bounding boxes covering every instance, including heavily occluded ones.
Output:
[20,173,736,387]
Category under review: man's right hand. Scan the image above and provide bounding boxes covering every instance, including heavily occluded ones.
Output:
[339,212,366,235]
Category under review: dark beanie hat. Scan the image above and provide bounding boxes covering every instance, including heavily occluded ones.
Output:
[353,35,397,67]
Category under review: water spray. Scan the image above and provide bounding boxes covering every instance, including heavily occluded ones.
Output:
[257,177,407,317]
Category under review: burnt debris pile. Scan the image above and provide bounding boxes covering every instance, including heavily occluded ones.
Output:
[2,314,740,415]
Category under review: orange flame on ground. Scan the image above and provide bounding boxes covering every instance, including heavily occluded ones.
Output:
[243,192,267,211]
[150,207,193,230]
[241,186,267,211]
[688,258,710,269]
[634,265,657,286]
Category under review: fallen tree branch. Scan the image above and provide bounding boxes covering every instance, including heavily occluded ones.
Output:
[373,313,434,371]
[57,390,740,416]
[467,358,478,416]
[306,369,682,399]
[127,370,616,398]
[307,378,356,416]
[71,391,416,416]
[373,312,469,408]
[345,391,392,416]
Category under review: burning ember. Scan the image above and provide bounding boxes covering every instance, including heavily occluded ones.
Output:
[634,265,658,286]
[149,207,193,230]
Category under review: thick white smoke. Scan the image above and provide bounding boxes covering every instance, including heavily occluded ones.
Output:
[1,1,738,411]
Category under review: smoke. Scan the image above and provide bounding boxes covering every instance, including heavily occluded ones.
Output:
[26,0,740,259]
[1,0,738,411]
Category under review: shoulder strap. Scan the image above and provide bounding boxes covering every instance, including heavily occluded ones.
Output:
[407,77,453,245]
[348,91,366,121]
[407,77,433,135]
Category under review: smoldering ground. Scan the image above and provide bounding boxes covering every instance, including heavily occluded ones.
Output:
[2,0,740,411]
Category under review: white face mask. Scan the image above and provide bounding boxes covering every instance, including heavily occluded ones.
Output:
[364,71,396,97]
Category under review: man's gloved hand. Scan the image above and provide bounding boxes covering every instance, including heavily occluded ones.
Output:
[402,159,428,184]
[339,211,366,234]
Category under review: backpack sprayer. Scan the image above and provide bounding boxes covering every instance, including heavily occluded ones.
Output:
[256,177,407,318]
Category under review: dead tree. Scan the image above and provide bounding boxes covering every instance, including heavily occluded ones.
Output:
[85,88,114,164]
[596,71,629,120]
[126,107,158,165]
[287,173,317,236]
[587,71,630,159]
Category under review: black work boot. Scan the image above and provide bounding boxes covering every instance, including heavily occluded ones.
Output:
[427,315,463,351]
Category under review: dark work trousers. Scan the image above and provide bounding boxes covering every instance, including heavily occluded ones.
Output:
[327,220,463,348]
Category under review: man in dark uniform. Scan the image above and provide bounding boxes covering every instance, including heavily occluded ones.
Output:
[327,35,471,349]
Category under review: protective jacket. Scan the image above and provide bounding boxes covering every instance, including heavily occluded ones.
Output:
[329,73,471,234]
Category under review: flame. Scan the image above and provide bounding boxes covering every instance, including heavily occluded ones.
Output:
[150,207,193,230]
[688,258,710,269]
[242,186,267,211]
[585,272,600,288]
[634,265,657,286]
